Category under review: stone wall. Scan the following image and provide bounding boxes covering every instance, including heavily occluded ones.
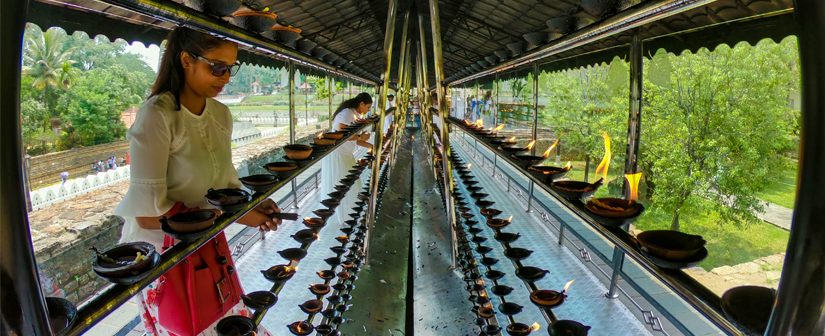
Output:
[28,140,129,189]
[36,215,124,303]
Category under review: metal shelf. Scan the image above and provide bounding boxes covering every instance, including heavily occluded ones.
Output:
[65,121,376,336]
[90,0,375,84]
[447,118,742,336]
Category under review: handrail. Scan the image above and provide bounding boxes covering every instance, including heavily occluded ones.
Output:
[452,133,676,335]
[87,0,375,85]
[64,121,376,336]
[447,118,741,335]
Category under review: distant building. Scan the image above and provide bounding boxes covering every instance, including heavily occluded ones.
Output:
[121,107,138,129]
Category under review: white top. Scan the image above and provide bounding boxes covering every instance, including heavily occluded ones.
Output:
[114,92,240,248]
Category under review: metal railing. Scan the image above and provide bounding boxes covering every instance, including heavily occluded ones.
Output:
[450,126,738,335]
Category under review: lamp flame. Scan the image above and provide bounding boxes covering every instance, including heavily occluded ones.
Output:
[595,132,612,181]
[493,124,505,133]
[316,132,324,139]
[467,164,472,170]
[562,279,575,293]
[532,323,541,331]
[564,161,572,170]
[507,215,513,222]
[507,136,516,142]
[526,140,536,150]
[543,138,560,158]
[625,172,643,203]
[304,217,311,221]
[474,119,484,128]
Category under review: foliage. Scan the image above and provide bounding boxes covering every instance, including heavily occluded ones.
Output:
[538,60,628,187]
[225,63,284,95]
[642,39,799,230]
[20,24,155,154]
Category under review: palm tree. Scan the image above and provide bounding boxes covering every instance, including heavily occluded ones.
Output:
[22,24,76,133]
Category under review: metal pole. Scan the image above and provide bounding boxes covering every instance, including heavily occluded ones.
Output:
[765,0,825,334]
[624,33,643,195]
[606,244,626,299]
[531,62,539,156]
[364,0,398,266]
[429,0,459,269]
[2,0,52,332]
[526,181,534,213]
[493,73,500,127]
[328,77,333,129]
[288,61,299,209]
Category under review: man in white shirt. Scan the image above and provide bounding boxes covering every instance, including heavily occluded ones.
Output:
[387,94,397,111]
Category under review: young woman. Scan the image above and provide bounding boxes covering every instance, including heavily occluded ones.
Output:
[114,27,279,335]
[321,93,373,223]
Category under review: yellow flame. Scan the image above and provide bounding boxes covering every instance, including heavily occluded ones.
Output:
[493,124,505,132]
[532,323,541,331]
[474,119,484,128]
[467,163,473,170]
[316,132,324,139]
[543,138,560,158]
[480,291,487,298]
[526,140,536,150]
[304,217,311,221]
[595,132,612,180]
[563,279,575,292]
[507,215,513,222]
[507,136,516,142]
[565,161,573,170]
[284,265,296,272]
[625,172,643,203]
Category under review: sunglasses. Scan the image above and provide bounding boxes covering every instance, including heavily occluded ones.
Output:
[190,53,241,77]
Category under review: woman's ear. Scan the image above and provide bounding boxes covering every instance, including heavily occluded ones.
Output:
[180,51,193,70]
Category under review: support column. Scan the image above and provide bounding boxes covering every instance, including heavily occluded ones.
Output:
[364,0,399,265]
[0,0,53,334]
[288,61,298,208]
[766,0,825,334]
[624,33,643,192]
[429,0,458,268]
[328,77,334,129]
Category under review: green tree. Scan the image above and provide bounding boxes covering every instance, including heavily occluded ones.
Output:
[642,39,799,231]
[22,24,77,133]
[56,65,144,146]
[539,61,627,186]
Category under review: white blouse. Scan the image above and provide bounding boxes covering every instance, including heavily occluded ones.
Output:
[114,92,240,248]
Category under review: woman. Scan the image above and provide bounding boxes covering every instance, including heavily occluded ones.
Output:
[114,27,279,335]
[321,93,373,223]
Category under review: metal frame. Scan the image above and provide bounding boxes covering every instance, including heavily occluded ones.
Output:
[449,0,718,86]
[91,0,374,85]
[363,0,398,266]
[429,0,459,269]
[1,0,53,334]
[765,0,825,333]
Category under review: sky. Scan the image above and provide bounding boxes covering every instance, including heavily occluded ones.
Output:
[125,42,161,73]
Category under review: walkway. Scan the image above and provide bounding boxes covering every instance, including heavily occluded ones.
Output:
[757,202,793,230]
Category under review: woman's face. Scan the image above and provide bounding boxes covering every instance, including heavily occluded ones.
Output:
[356,101,372,115]
[181,42,238,98]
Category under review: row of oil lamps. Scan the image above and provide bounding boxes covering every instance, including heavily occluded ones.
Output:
[455,120,778,335]
[457,118,710,270]
[448,149,589,336]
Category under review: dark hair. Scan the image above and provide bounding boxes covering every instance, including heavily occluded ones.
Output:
[334,92,373,116]
[150,26,234,110]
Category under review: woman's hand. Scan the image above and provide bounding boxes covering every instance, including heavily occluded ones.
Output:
[237,199,282,232]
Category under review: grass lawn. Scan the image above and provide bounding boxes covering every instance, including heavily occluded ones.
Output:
[633,197,790,270]
[553,160,791,270]
[756,163,797,209]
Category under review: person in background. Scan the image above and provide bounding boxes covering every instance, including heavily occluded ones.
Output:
[60,171,69,185]
[387,93,396,111]
[114,26,279,335]
[321,93,373,224]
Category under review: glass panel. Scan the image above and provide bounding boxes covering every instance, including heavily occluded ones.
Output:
[497,73,535,141]
[537,58,629,189]
[638,38,799,295]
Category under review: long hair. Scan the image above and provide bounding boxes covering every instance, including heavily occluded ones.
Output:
[150,27,233,110]
[333,92,373,117]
